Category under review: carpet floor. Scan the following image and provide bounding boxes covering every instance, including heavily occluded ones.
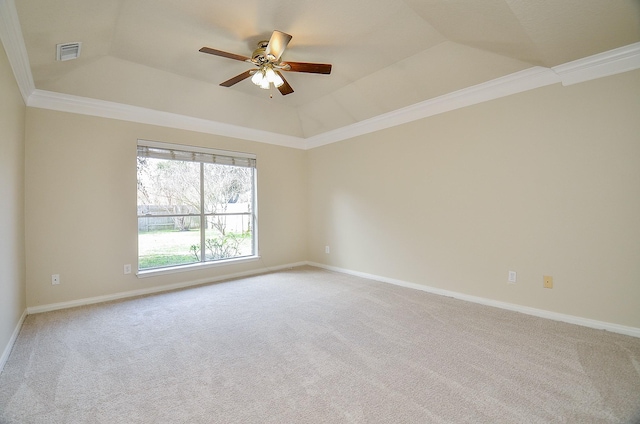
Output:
[1,266,639,423]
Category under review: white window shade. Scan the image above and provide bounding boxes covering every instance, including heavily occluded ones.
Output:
[137,140,256,168]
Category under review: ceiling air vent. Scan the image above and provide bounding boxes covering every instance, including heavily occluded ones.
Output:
[56,42,82,61]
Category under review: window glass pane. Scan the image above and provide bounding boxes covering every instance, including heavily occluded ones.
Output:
[204,215,253,261]
[203,163,253,215]
[138,217,201,270]
[137,157,201,216]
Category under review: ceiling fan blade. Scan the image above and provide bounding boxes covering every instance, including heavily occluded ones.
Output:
[265,30,292,61]
[199,47,251,62]
[276,71,294,95]
[220,70,253,87]
[282,61,332,74]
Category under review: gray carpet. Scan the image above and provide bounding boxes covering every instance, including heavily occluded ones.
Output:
[1,266,639,423]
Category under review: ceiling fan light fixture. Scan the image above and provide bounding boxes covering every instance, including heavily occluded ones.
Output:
[265,66,277,82]
[251,70,264,85]
[273,73,284,88]
[199,29,331,96]
[264,66,284,88]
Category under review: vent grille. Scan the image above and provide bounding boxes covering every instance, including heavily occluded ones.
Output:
[56,42,82,61]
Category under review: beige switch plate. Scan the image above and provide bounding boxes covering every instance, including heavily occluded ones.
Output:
[543,276,553,289]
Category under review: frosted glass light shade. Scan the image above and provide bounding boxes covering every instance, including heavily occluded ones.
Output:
[273,72,284,87]
[251,71,264,85]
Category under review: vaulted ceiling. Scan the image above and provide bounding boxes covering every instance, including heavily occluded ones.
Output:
[6,0,640,143]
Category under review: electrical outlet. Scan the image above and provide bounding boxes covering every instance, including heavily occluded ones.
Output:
[325,246,330,254]
[543,275,553,289]
[124,264,131,275]
[51,274,60,285]
[508,271,517,283]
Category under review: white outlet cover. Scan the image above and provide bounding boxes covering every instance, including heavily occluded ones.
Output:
[508,271,517,283]
[124,264,132,274]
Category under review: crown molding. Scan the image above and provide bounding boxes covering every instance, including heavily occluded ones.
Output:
[2,0,638,151]
[306,43,640,148]
[304,66,561,149]
[28,90,305,149]
[0,0,35,103]
[553,42,640,86]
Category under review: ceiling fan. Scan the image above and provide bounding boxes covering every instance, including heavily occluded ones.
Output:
[199,30,332,96]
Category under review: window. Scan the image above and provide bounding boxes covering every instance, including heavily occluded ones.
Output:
[136,140,257,272]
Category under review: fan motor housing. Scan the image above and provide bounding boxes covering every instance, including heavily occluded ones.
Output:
[252,41,270,64]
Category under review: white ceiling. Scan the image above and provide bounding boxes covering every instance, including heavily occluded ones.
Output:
[7,0,640,141]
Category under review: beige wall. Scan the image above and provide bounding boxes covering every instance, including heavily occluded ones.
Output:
[0,42,26,357]
[24,109,308,307]
[308,70,640,328]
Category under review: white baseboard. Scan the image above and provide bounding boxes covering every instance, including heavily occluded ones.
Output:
[24,260,640,339]
[0,308,27,374]
[27,261,307,315]
[307,262,640,339]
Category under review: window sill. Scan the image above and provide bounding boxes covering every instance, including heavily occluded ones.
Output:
[136,255,260,278]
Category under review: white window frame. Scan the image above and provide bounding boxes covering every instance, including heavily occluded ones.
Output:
[136,139,258,277]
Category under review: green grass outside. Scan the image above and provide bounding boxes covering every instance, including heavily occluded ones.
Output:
[138,229,252,270]
[140,254,197,269]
